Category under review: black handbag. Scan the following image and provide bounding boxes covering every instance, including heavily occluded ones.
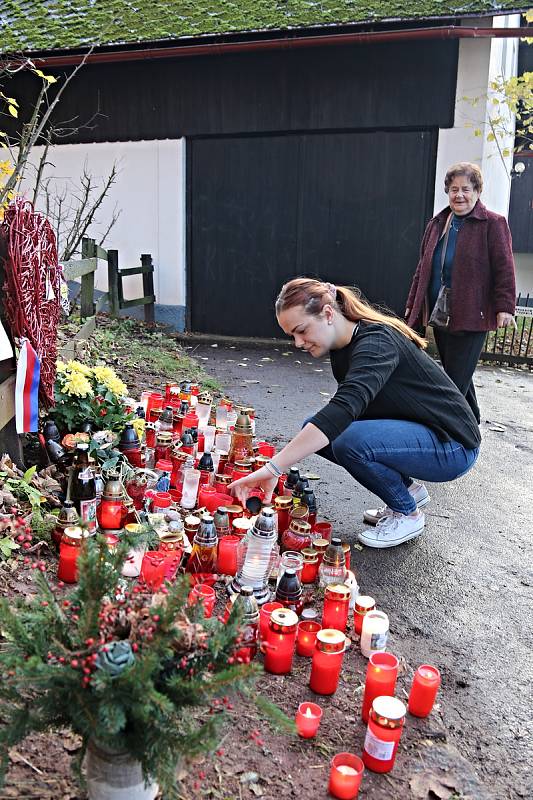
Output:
[428,214,453,330]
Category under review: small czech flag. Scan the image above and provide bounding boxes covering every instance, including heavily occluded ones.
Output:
[15,338,41,433]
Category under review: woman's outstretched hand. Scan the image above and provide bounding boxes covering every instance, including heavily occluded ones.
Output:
[228,467,278,506]
[496,312,517,330]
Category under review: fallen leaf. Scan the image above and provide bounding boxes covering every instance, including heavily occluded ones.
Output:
[319,391,330,396]
[211,343,218,347]
[238,363,248,367]
[244,380,260,384]
[314,368,323,372]
[488,423,506,432]
[261,357,273,362]
[240,771,260,784]
[410,771,459,799]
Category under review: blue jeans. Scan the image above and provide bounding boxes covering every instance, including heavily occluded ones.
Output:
[310,419,479,515]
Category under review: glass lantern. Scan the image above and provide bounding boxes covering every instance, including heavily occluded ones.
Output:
[229,507,279,604]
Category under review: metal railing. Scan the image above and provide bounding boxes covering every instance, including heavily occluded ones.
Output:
[480,294,533,366]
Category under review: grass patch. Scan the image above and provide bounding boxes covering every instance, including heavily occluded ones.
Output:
[61,315,221,396]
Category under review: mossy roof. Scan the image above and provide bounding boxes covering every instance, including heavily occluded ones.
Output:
[0,0,528,54]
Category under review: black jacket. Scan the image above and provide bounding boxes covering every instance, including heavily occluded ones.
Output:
[309,321,481,450]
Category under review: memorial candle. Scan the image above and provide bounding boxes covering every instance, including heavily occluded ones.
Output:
[328,753,364,799]
[295,702,322,738]
[216,535,240,576]
[322,584,351,632]
[353,595,375,636]
[360,610,388,658]
[362,696,406,774]
[296,620,321,657]
[300,548,319,584]
[259,601,283,641]
[309,629,346,695]
[361,652,399,722]
[188,583,216,618]
[408,665,441,717]
[263,608,299,674]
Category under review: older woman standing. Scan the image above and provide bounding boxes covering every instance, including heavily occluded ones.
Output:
[405,162,516,424]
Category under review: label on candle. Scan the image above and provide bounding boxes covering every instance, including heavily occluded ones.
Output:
[370,632,388,650]
[79,498,97,532]
[363,728,395,761]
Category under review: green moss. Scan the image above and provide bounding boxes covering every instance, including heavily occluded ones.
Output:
[0,0,528,54]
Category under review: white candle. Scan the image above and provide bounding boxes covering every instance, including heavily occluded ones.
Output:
[360,609,389,658]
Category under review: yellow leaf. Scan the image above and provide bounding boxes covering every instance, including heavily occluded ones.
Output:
[487,132,495,142]
[8,105,18,118]
[33,68,57,83]
[474,128,482,137]
[524,8,533,22]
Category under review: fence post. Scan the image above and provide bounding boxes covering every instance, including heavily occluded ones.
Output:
[80,237,96,319]
[107,249,120,318]
[141,253,155,324]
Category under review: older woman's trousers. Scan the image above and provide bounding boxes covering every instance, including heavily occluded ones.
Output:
[314,419,479,515]
[432,329,486,424]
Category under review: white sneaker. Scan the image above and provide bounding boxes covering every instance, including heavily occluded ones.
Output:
[363,482,430,526]
[358,511,425,549]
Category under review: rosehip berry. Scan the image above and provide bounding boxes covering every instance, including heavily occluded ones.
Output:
[23,543,32,550]
[70,659,79,668]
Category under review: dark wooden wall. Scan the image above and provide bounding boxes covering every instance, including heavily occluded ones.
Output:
[8,39,458,140]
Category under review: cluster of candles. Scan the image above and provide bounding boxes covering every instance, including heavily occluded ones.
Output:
[51,375,442,797]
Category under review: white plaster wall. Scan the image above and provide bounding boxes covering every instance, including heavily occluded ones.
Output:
[435,15,520,216]
[514,253,533,296]
[16,139,186,308]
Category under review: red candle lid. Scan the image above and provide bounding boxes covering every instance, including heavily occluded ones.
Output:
[316,629,346,654]
[324,584,351,602]
[270,608,299,632]
[301,548,318,563]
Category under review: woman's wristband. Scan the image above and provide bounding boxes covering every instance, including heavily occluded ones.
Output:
[264,460,282,478]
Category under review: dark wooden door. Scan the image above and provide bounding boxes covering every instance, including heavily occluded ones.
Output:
[189,130,436,337]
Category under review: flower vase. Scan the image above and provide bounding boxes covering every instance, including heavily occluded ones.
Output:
[85,739,159,800]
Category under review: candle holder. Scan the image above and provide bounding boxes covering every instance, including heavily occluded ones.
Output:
[300,548,319,584]
[263,608,299,674]
[276,550,304,586]
[228,410,254,463]
[328,753,364,799]
[216,535,240,576]
[360,610,389,658]
[229,508,279,604]
[309,628,347,695]
[361,652,399,722]
[318,538,346,587]
[295,702,322,738]
[296,620,321,657]
[408,665,441,717]
[362,696,406,774]
[259,601,284,641]
[322,584,351,632]
[354,595,376,636]
[275,567,303,615]
[274,496,292,540]
[188,583,216,618]
[57,525,86,584]
[281,519,313,553]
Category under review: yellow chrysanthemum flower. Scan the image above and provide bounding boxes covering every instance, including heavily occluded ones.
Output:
[66,360,93,377]
[56,360,67,373]
[106,377,128,397]
[63,372,93,398]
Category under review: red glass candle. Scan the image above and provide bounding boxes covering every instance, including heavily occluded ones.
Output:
[309,629,346,695]
[96,497,124,530]
[362,696,406,773]
[258,442,275,458]
[354,595,376,636]
[232,517,252,539]
[57,526,85,584]
[225,504,244,526]
[217,535,240,576]
[274,496,292,539]
[198,484,217,510]
[296,620,321,657]
[140,551,167,590]
[281,519,313,553]
[259,601,283,641]
[361,652,399,723]
[146,392,163,422]
[263,608,299,674]
[188,583,216,618]
[342,542,351,571]
[145,423,157,448]
[295,701,322,738]
[313,538,329,567]
[322,584,351,632]
[313,520,332,542]
[328,753,364,799]
[151,492,172,513]
[300,548,319,584]
[408,665,441,717]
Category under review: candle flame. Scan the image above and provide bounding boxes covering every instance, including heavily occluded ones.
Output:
[305,707,313,717]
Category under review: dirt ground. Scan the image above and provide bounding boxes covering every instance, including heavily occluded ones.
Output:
[1,326,531,800]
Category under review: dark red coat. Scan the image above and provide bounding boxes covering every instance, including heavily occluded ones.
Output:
[406,200,516,333]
